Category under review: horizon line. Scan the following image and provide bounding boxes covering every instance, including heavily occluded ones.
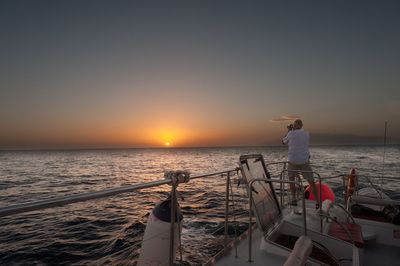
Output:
[1,143,399,152]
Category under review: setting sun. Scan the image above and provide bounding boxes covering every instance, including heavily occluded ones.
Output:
[165,142,171,146]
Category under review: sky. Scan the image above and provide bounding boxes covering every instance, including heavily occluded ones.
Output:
[1,0,399,148]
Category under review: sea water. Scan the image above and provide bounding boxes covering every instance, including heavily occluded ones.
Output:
[0,146,399,265]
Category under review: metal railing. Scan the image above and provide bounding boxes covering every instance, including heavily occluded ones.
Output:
[0,168,240,266]
[265,161,325,232]
[247,178,307,262]
[0,169,236,218]
[2,159,397,265]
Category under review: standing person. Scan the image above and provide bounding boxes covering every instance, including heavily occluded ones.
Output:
[282,119,319,208]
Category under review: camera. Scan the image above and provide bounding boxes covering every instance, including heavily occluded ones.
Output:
[287,124,293,130]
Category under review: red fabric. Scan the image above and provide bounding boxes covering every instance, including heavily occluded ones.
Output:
[305,183,335,202]
[329,222,364,248]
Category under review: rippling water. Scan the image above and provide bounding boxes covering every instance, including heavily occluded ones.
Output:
[0,146,399,265]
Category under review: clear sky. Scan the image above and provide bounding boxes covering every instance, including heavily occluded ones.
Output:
[1,0,399,148]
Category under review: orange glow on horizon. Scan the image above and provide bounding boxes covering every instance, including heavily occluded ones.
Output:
[0,120,283,148]
[138,127,189,147]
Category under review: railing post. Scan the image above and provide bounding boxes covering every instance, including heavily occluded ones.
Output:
[280,162,286,206]
[318,174,323,233]
[231,172,239,258]
[224,172,230,252]
[300,186,308,236]
[169,180,177,266]
[248,181,253,262]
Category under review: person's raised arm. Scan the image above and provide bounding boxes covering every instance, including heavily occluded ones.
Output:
[282,124,293,145]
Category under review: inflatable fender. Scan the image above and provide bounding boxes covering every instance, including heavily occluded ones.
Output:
[138,197,183,266]
[304,182,335,202]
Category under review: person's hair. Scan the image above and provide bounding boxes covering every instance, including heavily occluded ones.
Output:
[293,119,303,129]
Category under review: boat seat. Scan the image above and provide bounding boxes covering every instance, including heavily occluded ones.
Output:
[328,222,364,248]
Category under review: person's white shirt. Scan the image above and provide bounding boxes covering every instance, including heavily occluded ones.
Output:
[282,129,310,164]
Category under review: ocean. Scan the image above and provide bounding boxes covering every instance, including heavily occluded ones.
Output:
[0,146,399,265]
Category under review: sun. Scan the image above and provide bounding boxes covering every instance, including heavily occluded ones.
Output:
[165,142,171,147]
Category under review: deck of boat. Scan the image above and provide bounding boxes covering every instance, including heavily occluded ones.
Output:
[214,228,286,266]
[214,202,400,266]
[363,242,400,266]
[213,193,323,265]
[214,227,400,266]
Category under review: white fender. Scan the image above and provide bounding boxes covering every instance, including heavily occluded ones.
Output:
[138,198,182,266]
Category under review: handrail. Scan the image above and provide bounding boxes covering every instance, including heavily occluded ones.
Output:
[0,169,237,218]
[265,161,289,167]
[3,159,398,264]
[265,161,288,207]
[247,178,307,262]
[279,169,324,232]
[319,214,356,247]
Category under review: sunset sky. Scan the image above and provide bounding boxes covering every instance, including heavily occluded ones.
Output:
[1,1,399,148]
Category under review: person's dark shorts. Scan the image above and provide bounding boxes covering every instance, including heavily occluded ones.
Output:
[288,162,314,182]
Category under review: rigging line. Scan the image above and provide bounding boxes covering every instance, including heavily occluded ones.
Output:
[380,121,388,197]
[382,121,388,177]
[229,173,241,258]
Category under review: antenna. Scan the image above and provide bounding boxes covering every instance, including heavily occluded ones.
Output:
[378,121,388,198]
[382,121,387,179]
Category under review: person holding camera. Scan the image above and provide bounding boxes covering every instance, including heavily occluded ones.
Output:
[282,119,319,208]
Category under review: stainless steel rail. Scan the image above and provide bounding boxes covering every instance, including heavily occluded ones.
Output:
[0,168,238,266]
[279,169,323,231]
[265,161,288,207]
[247,178,307,262]
[4,160,395,265]
[0,169,236,218]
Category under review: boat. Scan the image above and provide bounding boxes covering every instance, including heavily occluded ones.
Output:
[211,154,400,266]
[0,153,399,265]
